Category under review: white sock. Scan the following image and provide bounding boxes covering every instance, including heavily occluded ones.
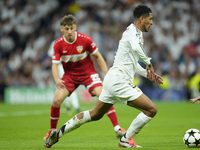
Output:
[70,91,80,110]
[114,125,121,132]
[65,97,71,109]
[58,110,91,138]
[122,112,152,141]
[65,91,80,110]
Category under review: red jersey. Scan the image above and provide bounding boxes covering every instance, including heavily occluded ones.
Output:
[52,32,98,76]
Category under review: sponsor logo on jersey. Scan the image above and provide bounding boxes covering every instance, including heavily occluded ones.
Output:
[76,45,83,53]
[63,51,67,53]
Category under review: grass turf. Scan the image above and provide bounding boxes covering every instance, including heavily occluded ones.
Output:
[0,100,199,150]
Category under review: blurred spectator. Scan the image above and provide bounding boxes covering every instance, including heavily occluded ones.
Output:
[0,75,6,102]
[7,47,23,71]
[179,49,196,77]
[0,33,15,59]
[187,67,200,99]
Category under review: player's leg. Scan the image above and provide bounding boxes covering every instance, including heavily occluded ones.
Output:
[69,91,80,113]
[119,93,157,148]
[44,87,70,141]
[50,88,70,129]
[102,73,155,147]
[126,93,157,138]
[64,97,71,115]
[64,91,80,115]
[91,86,126,138]
[59,99,111,137]
[44,99,112,148]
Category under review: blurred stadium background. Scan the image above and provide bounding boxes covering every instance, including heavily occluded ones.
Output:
[0,0,200,104]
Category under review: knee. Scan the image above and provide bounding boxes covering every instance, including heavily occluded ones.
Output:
[148,105,157,118]
[52,98,63,107]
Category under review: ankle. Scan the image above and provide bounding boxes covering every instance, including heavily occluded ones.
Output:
[121,133,128,142]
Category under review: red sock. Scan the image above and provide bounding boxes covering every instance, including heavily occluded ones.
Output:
[50,105,60,129]
[106,106,119,127]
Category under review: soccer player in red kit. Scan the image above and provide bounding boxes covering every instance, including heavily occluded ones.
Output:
[44,14,125,140]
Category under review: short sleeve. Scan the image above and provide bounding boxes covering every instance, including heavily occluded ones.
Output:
[86,37,98,55]
[52,42,61,64]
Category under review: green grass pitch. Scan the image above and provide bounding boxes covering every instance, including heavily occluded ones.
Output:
[0,100,199,150]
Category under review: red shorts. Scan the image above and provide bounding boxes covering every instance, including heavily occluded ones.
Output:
[62,72,103,96]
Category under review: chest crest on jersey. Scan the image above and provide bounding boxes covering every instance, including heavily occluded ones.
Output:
[76,45,83,53]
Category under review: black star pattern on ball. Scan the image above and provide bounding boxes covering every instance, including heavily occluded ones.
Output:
[188,130,195,136]
[194,137,200,147]
[184,138,189,146]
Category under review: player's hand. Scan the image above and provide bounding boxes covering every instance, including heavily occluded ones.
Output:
[55,78,65,89]
[147,71,163,84]
[146,63,155,82]
[147,71,154,82]
[190,97,200,104]
[154,73,163,84]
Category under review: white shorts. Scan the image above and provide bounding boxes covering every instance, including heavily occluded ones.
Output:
[99,72,143,105]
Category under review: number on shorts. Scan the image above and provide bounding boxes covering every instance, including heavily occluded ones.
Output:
[90,73,101,81]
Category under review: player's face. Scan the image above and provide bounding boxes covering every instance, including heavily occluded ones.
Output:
[143,13,153,32]
[61,24,77,42]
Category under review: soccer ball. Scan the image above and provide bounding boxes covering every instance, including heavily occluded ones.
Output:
[183,128,200,148]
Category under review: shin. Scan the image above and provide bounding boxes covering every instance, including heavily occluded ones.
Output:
[123,112,152,140]
[58,110,91,138]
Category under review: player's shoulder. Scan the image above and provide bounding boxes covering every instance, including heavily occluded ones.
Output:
[126,24,137,34]
[122,24,138,41]
[53,36,65,50]
[77,32,92,41]
[54,36,65,45]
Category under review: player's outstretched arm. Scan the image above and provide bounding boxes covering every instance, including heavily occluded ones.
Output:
[92,51,108,75]
[190,96,200,104]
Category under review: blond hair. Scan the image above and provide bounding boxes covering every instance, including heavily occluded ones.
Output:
[60,14,76,26]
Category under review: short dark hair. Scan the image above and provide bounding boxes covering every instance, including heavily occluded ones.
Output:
[133,5,152,19]
[60,14,76,26]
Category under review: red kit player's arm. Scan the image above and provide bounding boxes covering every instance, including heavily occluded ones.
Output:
[52,63,65,89]
[52,39,62,83]
[92,51,108,75]
[52,63,60,83]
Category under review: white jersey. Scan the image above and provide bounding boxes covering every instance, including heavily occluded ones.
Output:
[110,23,151,83]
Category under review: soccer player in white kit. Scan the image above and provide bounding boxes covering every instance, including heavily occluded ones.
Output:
[44,5,163,148]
